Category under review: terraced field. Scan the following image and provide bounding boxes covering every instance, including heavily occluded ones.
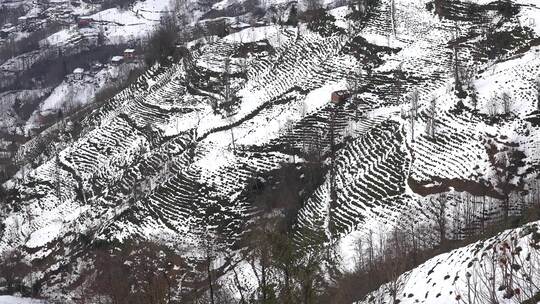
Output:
[1,0,539,299]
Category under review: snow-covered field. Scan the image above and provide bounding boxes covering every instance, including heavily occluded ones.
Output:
[0,296,46,304]
[357,221,540,304]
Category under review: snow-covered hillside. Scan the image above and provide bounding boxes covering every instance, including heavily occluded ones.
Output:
[0,296,45,304]
[357,221,540,304]
[0,0,539,301]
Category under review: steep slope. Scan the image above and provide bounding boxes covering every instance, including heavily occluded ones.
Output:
[0,0,539,300]
[357,221,540,304]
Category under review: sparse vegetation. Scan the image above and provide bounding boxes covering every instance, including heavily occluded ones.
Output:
[302,9,345,37]
[144,13,182,66]
[0,23,64,63]
[0,5,26,27]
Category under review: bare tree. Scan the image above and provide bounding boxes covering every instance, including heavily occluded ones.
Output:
[367,229,375,269]
[244,219,274,302]
[476,246,499,303]
[144,12,180,65]
[353,237,365,272]
[280,118,296,163]
[202,232,217,304]
[501,91,511,115]
[429,194,448,246]
[0,249,30,294]
[221,57,238,154]
[383,227,408,303]
[535,76,540,111]
[470,86,479,112]
[305,0,323,11]
[346,63,363,119]
[490,144,526,223]
[329,103,338,235]
[465,232,540,304]
[451,27,463,95]
[401,89,419,142]
[390,0,397,37]
[488,93,498,117]
[461,193,478,237]
[425,97,437,139]
[394,63,404,104]
[514,234,540,301]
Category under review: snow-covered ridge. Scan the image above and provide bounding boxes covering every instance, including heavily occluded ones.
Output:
[357,221,540,304]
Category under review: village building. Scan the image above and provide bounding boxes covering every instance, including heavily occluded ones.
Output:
[123,49,136,60]
[0,24,15,39]
[331,90,351,104]
[91,62,104,71]
[59,13,72,24]
[27,14,38,22]
[77,16,92,28]
[17,16,28,25]
[227,22,250,34]
[0,30,9,39]
[111,56,124,65]
[73,68,84,80]
[0,150,10,160]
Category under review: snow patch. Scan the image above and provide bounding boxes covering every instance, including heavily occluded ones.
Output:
[25,221,62,248]
[0,296,46,304]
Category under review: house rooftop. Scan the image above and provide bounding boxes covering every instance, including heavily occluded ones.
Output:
[111,56,124,62]
[333,90,350,96]
[0,28,13,34]
[73,68,84,74]
[124,48,135,53]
